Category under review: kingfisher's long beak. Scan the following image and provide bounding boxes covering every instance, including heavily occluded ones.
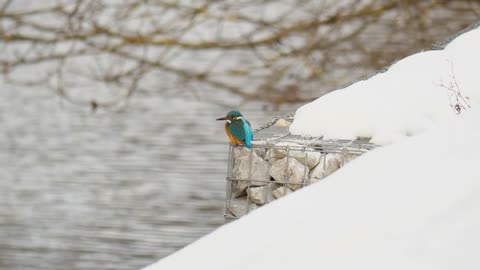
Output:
[216,116,227,121]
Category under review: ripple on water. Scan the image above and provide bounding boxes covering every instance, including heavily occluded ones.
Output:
[1,86,296,270]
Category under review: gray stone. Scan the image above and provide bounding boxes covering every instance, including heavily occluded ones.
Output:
[340,153,358,166]
[248,203,259,213]
[309,153,342,182]
[228,197,258,218]
[247,183,276,205]
[233,147,251,159]
[233,146,266,160]
[264,152,280,164]
[231,150,270,197]
[274,118,291,127]
[254,148,267,159]
[266,142,321,169]
[270,157,309,190]
[272,186,294,199]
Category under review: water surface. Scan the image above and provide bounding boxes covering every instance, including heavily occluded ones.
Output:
[0,87,294,269]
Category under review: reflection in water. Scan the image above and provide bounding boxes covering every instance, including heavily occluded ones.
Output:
[0,87,295,270]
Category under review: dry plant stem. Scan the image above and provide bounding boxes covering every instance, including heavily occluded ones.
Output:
[440,61,471,115]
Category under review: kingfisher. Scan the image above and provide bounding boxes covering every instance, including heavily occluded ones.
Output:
[216,110,253,148]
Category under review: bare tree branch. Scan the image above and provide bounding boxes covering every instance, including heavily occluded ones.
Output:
[0,0,479,108]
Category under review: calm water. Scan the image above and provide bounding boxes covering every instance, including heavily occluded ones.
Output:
[0,86,294,269]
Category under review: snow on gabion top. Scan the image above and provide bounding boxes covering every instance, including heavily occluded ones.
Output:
[290,26,480,145]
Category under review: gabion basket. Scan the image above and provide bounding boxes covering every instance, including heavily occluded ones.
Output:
[224,114,377,222]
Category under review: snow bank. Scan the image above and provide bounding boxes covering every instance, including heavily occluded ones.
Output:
[143,108,480,270]
[290,27,480,145]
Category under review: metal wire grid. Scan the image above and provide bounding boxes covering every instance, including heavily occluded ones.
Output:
[223,116,377,222]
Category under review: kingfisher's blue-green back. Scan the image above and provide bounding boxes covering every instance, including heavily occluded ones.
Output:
[227,116,252,148]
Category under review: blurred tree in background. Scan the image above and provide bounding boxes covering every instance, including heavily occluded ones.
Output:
[0,0,479,109]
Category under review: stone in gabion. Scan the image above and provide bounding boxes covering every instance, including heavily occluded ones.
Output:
[340,153,358,165]
[233,147,252,159]
[266,142,321,169]
[247,184,276,205]
[309,153,359,182]
[274,118,291,127]
[229,197,258,218]
[272,186,294,199]
[231,150,270,197]
[235,146,266,159]
[309,153,342,182]
[270,157,309,190]
[264,153,280,165]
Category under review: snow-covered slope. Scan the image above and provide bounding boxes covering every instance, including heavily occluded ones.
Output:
[290,27,480,145]
[141,25,480,270]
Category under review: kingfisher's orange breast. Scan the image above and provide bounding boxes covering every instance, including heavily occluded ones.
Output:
[225,124,244,146]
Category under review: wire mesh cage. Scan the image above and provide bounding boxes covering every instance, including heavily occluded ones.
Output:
[224,114,377,222]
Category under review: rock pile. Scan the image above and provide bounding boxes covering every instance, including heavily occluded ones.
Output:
[226,144,358,220]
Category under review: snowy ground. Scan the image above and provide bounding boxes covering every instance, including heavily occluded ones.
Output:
[141,25,480,270]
